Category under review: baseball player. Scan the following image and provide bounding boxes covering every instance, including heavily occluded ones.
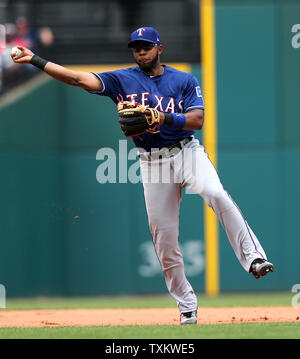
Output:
[11,27,274,325]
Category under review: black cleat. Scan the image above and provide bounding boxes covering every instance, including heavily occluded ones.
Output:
[250,258,274,279]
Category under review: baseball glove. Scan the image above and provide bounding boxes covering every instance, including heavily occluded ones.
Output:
[118,101,160,137]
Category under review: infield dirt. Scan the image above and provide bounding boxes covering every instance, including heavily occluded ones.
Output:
[0,307,299,327]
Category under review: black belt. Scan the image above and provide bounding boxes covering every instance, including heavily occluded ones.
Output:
[165,136,193,151]
[139,136,193,160]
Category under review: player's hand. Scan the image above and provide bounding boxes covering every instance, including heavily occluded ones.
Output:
[11,46,34,64]
[144,109,163,125]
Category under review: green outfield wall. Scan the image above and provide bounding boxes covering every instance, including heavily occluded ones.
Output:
[0,0,299,297]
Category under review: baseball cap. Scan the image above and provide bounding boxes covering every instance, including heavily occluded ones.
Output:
[128,27,161,48]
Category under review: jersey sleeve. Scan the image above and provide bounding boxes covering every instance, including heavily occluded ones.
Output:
[87,71,121,102]
[183,74,204,112]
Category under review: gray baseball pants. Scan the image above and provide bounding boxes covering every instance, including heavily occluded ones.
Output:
[139,137,267,313]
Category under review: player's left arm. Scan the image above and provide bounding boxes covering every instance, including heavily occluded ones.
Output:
[159,73,205,130]
[159,109,204,130]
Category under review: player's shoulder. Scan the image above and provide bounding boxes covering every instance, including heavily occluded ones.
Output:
[165,65,199,88]
[164,65,192,76]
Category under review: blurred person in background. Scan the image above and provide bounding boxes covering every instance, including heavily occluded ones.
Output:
[14,17,54,53]
[1,23,17,69]
[13,16,54,75]
[0,23,23,91]
[0,24,6,92]
[0,17,54,93]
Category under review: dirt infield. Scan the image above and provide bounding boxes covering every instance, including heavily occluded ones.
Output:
[0,307,299,327]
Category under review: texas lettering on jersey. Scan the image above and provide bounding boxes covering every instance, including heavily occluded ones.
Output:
[117,92,184,113]
[88,65,204,151]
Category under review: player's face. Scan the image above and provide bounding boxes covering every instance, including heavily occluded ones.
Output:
[131,42,163,72]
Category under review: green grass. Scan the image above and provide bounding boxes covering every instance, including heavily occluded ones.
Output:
[4,291,292,310]
[0,322,299,339]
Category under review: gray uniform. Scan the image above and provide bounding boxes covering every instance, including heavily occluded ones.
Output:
[139,137,267,313]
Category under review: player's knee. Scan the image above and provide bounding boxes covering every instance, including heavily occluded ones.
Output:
[155,246,184,272]
[149,216,178,235]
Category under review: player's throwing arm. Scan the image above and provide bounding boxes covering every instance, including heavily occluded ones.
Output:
[10,46,204,130]
[10,46,101,92]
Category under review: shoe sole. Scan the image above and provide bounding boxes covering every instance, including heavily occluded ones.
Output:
[180,319,197,325]
[255,263,274,279]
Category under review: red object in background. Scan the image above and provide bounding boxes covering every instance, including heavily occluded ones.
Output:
[0,41,5,54]
[13,37,32,49]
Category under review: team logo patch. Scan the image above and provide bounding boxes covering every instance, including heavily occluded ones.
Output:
[195,86,202,98]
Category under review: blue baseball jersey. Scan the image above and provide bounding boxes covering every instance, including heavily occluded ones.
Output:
[88,65,204,152]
